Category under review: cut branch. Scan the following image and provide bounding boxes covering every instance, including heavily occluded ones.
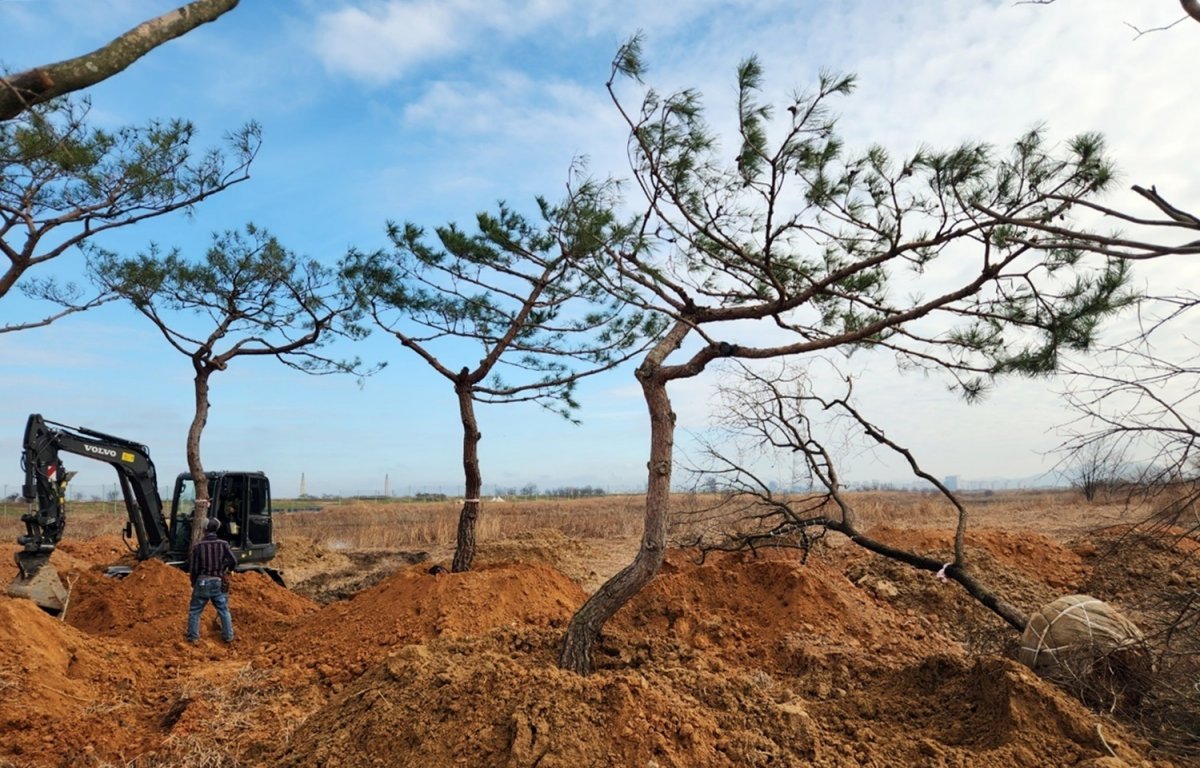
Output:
[0,0,239,121]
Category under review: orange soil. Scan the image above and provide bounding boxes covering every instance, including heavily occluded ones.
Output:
[0,524,1191,767]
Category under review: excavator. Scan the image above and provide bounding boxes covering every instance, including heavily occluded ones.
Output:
[8,413,282,613]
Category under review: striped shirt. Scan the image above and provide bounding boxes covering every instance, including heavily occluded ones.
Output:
[189,533,238,584]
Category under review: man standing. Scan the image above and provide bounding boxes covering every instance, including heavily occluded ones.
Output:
[187,516,238,644]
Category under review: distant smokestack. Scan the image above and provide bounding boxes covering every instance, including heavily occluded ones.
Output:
[300,472,307,497]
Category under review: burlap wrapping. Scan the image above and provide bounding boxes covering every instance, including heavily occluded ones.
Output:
[1018,594,1144,672]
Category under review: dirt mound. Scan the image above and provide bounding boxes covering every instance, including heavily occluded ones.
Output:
[849,525,1091,590]
[829,526,1094,654]
[289,549,430,604]
[0,516,1185,768]
[277,561,587,683]
[275,629,823,768]
[55,535,134,569]
[0,537,127,587]
[1072,526,1200,756]
[0,596,162,764]
[474,528,642,593]
[820,653,1154,767]
[1074,526,1200,611]
[474,527,586,567]
[66,558,316,644]
[610,549,959,675]
[0,596,126,707]
[274,630,1154,768]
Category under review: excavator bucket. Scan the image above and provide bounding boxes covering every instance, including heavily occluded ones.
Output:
[8,555,69,615]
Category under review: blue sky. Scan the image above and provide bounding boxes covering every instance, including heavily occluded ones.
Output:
[1,0,1197,498]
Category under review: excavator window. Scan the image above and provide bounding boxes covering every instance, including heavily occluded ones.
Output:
[169,478,198,553]
[215,476,242,546]
[167,472,271,551]
[246,476,271,547]
[172,515,192,552]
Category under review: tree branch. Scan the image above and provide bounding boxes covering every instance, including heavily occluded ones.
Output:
[1017,0,1199,37]
[0,0,239,121]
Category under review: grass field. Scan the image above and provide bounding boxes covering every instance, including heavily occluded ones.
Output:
[1,487,1145,553]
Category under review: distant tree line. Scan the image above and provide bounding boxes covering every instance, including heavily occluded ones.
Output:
[492,485,608,499]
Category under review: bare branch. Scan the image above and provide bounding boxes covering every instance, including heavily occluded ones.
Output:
[1016,0,1199,37]
[678,364,1029,631]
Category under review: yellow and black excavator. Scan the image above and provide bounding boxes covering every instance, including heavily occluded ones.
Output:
[9,413,282,613]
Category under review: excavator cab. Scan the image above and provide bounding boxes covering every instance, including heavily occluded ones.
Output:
[167,471,277,568]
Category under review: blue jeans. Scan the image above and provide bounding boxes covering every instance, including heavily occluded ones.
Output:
[187,576,234,642]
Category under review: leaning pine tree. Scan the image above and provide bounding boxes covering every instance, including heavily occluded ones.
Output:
[556,38,1165,674]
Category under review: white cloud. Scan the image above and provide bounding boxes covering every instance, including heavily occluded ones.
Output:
[313,0,570,82]
[310,0,804,86]
[402,71,621,152]
[314,2,463,82]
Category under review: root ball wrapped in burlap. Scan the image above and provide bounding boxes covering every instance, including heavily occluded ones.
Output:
[1019,594,1149,709]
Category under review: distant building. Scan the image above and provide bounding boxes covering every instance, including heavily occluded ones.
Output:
[944,475,959,491]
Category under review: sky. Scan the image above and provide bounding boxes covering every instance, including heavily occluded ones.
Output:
[1,0,1197,499]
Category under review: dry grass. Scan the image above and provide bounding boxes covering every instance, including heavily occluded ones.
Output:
[112,665,290,768]
[119,738,241,768]
[666,488,1141,552]
[0,501,135,542]
[0,488,1141,553]
[832,489,1137,536]
[0,495,649,551]
[272,495,649,550]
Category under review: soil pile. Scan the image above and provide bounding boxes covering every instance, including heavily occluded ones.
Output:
[609,549,960,676]
[274,552,1159,768]
[0,597,163,764]
[0,522,1185,768]
[474,528,642,593]
[66,559,317,644]
[277,561,587,683]
[54,535,132,572]
[1075,525,1200,609]
[833,526,1096,653]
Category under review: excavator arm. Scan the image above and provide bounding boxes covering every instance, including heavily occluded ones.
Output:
[12,414,171,611]
[16,415,68,571]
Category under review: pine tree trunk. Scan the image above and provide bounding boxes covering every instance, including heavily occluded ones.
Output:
[187,366,211,547]
[451,381,482,573]
[559,364,674,674]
